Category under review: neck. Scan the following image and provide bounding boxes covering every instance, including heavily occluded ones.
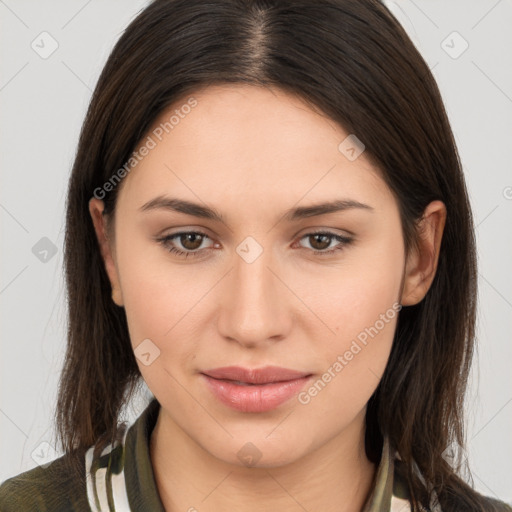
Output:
[150,407,377,512]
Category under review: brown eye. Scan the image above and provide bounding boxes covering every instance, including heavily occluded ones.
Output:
[157,231,213,258]
[179,233,205,251]
[298,231,353,256]
[308,234,332,251]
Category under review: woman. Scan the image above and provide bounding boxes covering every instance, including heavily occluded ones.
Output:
[1,0,509,510]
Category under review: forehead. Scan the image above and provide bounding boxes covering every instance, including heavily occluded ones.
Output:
[116,84,392,218]
[153,83,345,161]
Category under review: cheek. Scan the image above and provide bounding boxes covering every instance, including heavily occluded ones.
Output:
[296,229,404,340]
[294,238,403,411]
[117,257,209,399]
[113,233,210,368]
[295,291,399,432]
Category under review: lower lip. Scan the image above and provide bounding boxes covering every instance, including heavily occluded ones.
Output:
[201,374,312,413]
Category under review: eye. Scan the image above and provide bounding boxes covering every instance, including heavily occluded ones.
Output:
[157,231,214,258]
[156,230,353,259]
[296,231,353,256]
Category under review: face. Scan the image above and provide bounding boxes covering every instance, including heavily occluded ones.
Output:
[90,84,436,468]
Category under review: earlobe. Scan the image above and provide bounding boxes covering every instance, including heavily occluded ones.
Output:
[401,200,446,306]
[88,198,124,307]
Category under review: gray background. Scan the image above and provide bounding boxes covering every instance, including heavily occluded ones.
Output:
[1,0,511,504]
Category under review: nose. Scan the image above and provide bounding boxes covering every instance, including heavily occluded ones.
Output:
[216,241,293,349]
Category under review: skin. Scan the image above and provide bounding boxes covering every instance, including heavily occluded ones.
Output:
[90,84,446,512]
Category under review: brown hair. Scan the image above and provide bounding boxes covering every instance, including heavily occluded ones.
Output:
[56,0,502,509]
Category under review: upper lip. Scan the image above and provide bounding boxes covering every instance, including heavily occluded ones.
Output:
[201,366,312,384]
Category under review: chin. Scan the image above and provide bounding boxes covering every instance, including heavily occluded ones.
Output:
[205,436,306,470]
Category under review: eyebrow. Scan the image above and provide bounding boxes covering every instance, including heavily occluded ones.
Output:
[139,195,374,222]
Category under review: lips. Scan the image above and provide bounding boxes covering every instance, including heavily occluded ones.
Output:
[201,365,311,385]
[200,366,313,412]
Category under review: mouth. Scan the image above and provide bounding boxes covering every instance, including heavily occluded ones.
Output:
[200,366,313,412]
[201,365,312,385]
[214,380,276,386]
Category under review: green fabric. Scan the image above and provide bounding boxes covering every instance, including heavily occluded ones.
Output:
[124,399,165,511]
[0,449,89,511]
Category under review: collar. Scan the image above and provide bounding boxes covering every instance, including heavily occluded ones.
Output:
[85,398,437,511]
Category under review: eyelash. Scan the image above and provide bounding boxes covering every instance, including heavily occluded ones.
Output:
[156,230,353,259]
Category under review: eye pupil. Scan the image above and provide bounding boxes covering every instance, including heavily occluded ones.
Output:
[181,233,203,250]
[310,234,331,250]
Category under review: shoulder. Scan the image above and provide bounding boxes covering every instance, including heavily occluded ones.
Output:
[441,494,512,512]
[392,457,512,512]
[0,452,90,512]
[470,496,512,512]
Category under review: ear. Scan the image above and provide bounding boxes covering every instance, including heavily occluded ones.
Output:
[89,198,124,307]
[401,200,446,306]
